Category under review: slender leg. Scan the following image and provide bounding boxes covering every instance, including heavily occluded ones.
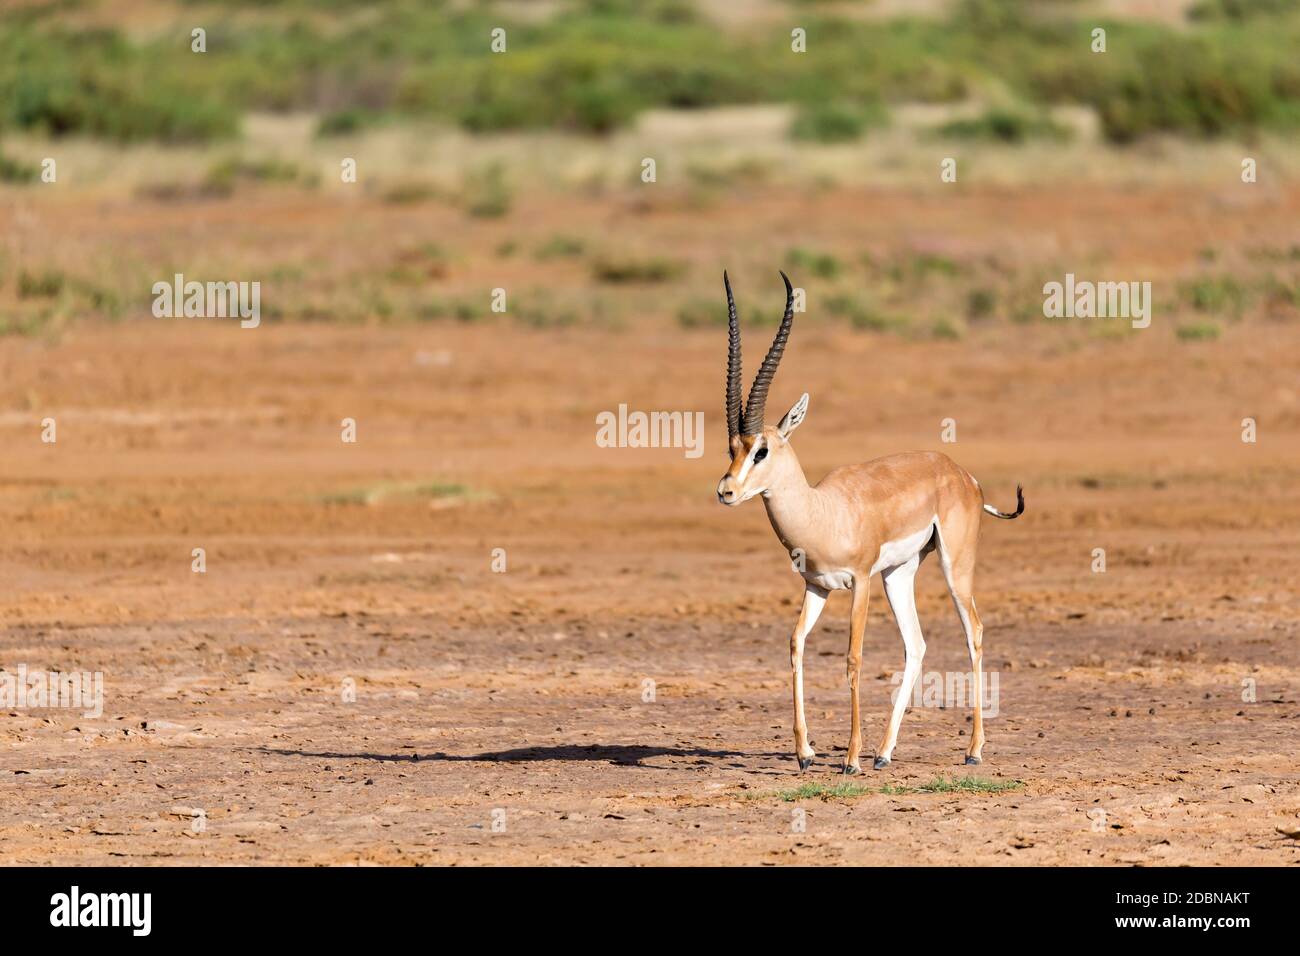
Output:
[842,580,871,774]
[960,596,985,763]
[935,515,982,764]
[936,518,987,765]
[790,584,828,770]
[943,573,985,764]
[874,555,926,769]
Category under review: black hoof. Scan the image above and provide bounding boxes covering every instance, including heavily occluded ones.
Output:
[842,763,861,776]
[798,756,813,771]
[964,755,982,765]
[873,757,891,770]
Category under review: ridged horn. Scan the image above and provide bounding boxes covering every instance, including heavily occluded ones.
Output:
[724,271,743,445]
[741,271,794,436]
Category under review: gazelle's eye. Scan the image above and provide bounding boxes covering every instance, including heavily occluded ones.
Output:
[753,446,768,463]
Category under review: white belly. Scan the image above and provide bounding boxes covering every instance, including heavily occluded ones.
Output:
[797,518,937,591]
[801,568,855,590]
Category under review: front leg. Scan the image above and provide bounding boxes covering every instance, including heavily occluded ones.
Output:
[875,554,926,768]
[790,583,828,770]
[843,578,870,774]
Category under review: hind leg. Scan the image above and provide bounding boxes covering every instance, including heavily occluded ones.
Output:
[952,587,985,763]
[937,519,987,764]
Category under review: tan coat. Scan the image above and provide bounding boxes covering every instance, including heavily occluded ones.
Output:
[717,406,1021,774]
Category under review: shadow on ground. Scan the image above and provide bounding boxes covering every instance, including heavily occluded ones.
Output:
[255,743,784,765]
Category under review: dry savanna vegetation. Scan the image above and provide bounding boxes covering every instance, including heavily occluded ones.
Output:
[0,0,1297,865]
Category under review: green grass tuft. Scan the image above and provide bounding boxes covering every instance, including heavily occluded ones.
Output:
[775,781,876,801]
[904,774,1023,794]
[769,774,1022,801]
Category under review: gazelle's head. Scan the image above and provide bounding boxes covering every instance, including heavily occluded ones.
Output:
[716,271,809,507]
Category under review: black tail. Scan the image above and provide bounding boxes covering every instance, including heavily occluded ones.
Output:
[982,484,1024,520]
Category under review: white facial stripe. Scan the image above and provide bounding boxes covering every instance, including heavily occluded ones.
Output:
[736,439,763,483]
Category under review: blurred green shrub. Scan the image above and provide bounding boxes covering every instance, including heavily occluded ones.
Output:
[0,25,238,142]
[204,156,302,195]
[786,247,842,279]
[18,269,66,299]
[1188,0,1300,20]
[934,109,1071,143]
[0,148,37,183]
[1176,321,1222,340]
[592,255,686,283]
[462,163,512,218]
[316,109,376,137]
[789,100,886,143]
[1182,276,1249,316]
[3,0,1300,144]
[535,235,587,260]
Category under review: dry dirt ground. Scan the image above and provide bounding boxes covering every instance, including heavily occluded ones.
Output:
[0,183,1298,865]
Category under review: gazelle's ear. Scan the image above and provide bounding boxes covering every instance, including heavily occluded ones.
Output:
[777,393,809,439]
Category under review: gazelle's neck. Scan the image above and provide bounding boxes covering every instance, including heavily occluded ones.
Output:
[759,443,826,553]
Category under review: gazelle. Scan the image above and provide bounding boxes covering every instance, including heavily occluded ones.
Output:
[716,272,1023,774]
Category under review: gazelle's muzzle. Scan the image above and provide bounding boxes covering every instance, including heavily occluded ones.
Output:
[717,474,741,505]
